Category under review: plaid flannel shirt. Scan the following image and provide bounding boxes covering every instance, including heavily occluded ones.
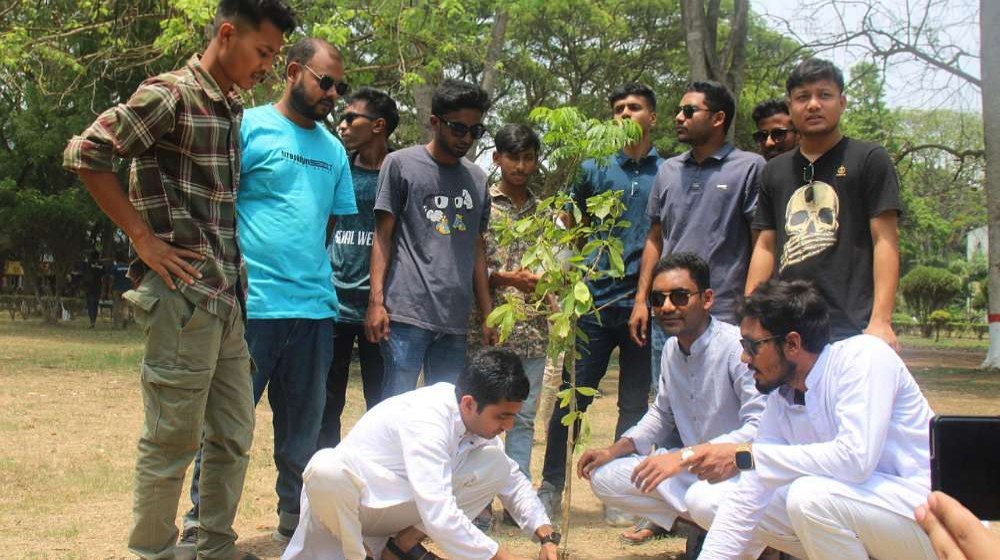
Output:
[469,183,549,358]
[64,55,246,319]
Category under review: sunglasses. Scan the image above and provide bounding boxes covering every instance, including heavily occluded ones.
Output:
[302,64,350,96]
[435,115,487,140]
[678,104,710,119]
[739,334,785,357]
[752,128,794,144]
[340,111,380,126]
[649,289,702,308]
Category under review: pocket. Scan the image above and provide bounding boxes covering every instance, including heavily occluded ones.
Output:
[123,288,161,332]
[140,362,210,446]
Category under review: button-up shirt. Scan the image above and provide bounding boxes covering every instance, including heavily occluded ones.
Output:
[623,317,765,453]
[333,383,550,560]
[647,143,763,322]
[573,148,664,307]
[64,55,245,319]
[699,335,935,559]
[469,184,548,358]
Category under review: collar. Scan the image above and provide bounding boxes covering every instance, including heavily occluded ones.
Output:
[489,183,538,204]
[682,142,735,165]
[187,55,233,105]
[614,146,660,166]
[685,316,717,356]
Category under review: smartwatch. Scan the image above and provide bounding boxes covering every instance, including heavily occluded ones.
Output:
[735,443,755,471]
[540,531,561,546]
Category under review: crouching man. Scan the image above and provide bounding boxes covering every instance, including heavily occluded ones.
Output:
[577,252,766,544]
[283,348,559,560]
[695,280,937,560]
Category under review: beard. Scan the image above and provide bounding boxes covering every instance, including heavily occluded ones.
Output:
[290,81,333,122]
[754,354,796,395]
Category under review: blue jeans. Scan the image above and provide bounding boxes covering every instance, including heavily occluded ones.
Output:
[651,321,668,392]
[186,318,334,525]
[504,356,546,480]
[379,321,468,398]
[318,321,385,448]
[540,306,651,490]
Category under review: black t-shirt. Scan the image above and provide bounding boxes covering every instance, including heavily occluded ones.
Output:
[753,137,901,340]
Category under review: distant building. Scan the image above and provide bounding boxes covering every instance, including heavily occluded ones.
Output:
[967,225,988,261]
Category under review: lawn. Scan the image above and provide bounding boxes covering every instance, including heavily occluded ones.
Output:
[1,317,998,559]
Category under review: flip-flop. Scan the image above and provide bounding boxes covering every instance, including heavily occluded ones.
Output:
[619,518,670,545]
[383,537,444,560]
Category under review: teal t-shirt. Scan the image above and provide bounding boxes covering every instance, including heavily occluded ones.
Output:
[328,160,379,324]
[237,105,357,319]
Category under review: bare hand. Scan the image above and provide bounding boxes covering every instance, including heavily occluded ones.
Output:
[684,443,739,483]
[864,320,899,352]
[916,491,1000,560]
[482,322,500,346]
[538,543,559,560]
[132,231,204,290]
[365,302,390,343]
[630,451,682,493]
[577,447,615,480]
[511,269,540,294]
[628,303,649,347]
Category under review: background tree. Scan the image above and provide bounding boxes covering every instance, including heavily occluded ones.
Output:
[900,265,963,336]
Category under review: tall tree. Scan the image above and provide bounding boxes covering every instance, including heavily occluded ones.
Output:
[980,0,1000,367]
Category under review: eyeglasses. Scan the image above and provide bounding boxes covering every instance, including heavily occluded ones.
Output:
[678,104,710,119]
[803,162,815,184]
[340,111,380,126]
[649,289,703,308]
[752,128,794,144]
[739,334,785,357]
[302,64,350,96]
[435,115,487,139]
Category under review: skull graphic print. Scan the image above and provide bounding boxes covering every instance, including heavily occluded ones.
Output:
[780,181,839,272]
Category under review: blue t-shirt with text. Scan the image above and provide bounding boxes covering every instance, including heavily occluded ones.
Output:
[237,105,357,319]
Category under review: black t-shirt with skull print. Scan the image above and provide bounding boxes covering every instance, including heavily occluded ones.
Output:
[753,137,901,341]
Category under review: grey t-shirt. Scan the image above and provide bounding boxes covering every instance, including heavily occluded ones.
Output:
[374,145,490,334]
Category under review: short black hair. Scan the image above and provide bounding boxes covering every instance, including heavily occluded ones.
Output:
[685,81,736,133]
[215,0,297,34]
[751,98,790,125]
[652,252,711,291]
[786,58,845,95]
[494,123,540,155]
[739,280,830,353]
[431,79,491,116]
[455,348,530,412]
[344,87,400,136]
[608,83,657,111]
[285,37,342,72]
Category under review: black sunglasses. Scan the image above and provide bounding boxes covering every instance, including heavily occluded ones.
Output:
[803,161,815,185]
[678,104,710,119]
[302,64,350,96]
[649,289,702,308]
[435,115,487,139]
[739,334,785,357]
[340,111,380,126]
[752,128,794,144]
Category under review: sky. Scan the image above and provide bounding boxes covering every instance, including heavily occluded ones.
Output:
[750,0,982,112]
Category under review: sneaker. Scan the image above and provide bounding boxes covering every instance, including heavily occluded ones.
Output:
[603,504,636,527]
[272,525,295,543]
[536,481,562,520]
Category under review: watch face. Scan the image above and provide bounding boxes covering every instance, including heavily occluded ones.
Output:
[544,532,562,545]
[735,450,754,470]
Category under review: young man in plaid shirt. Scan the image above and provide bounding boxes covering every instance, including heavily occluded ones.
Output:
[63,1,296,558]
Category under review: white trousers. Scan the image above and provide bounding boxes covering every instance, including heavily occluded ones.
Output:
[589,452,735,531]
[688,475,938,560]
[282,445,509,560]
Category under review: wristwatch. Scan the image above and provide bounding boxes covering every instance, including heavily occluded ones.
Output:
[540,532,561,546]
[734,443,755,471]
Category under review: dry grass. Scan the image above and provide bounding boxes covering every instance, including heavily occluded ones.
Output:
[1,317,998,559]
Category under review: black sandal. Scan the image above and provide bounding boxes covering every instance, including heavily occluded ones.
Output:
[384,537,444,560]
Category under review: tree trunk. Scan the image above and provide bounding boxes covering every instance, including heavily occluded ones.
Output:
[559,320,577,559]
[469,8,510,161]
[681,0,711,81]
[981,0,1000,369]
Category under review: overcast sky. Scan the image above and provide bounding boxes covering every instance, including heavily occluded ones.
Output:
[750,0,981,112]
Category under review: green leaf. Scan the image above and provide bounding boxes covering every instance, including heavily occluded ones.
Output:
[575,386,598,397]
